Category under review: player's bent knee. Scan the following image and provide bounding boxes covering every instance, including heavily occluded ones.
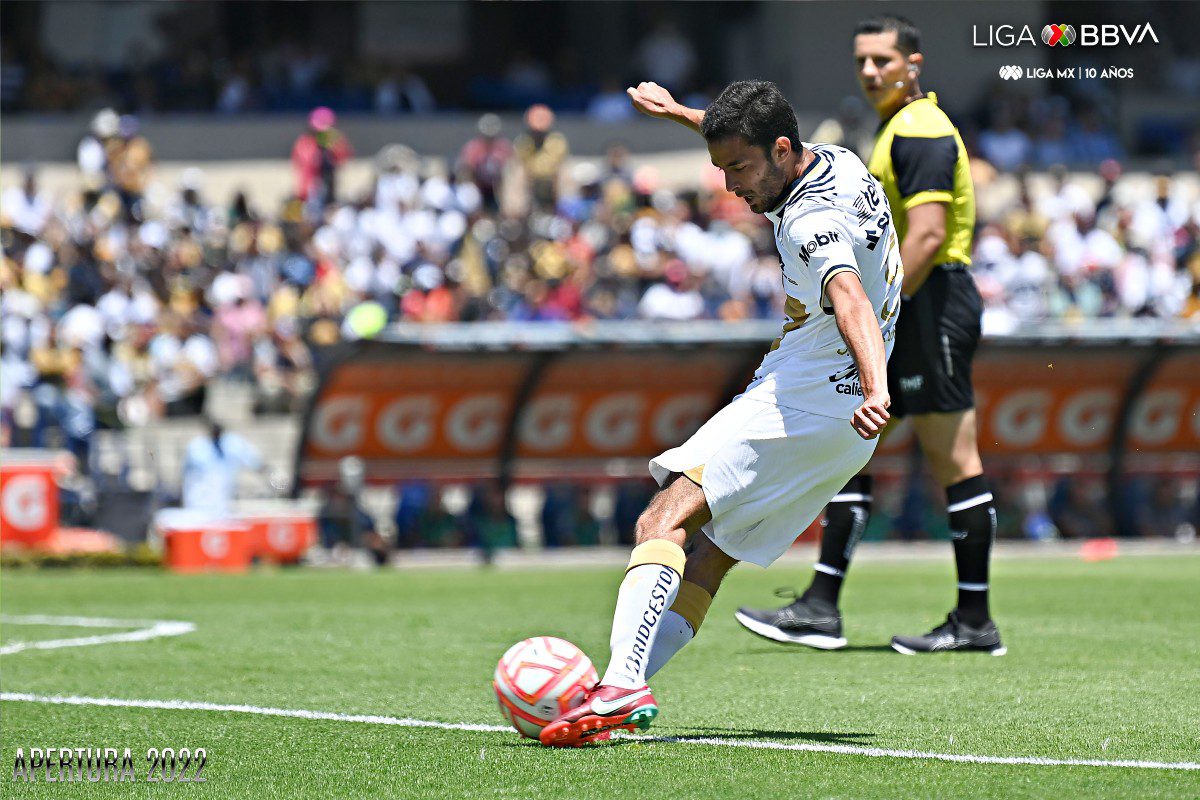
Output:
[635,474,711,545]
[634,511,685,547]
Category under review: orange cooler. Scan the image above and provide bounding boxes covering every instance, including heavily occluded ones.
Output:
[241,513,317,564]
[162,522,253,573]
[0,450,62,547]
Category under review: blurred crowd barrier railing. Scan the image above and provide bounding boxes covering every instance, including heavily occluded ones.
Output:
[296,320,1200,491]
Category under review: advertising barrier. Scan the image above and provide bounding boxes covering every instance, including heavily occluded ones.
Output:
[294,323,1200,488]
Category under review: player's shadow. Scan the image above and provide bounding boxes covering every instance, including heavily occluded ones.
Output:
[739,644,895,654]
[669,726,876,744]
[505,728,876,750]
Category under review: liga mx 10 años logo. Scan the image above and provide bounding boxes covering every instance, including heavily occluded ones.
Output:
[998,65,1022,80]
[1042,24,1076,46]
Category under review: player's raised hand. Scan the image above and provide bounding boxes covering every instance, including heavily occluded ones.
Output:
[627,82,679,119]
[851,393,891,440]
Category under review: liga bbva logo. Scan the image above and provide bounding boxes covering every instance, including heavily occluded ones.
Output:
[1041,24,1075,47]
[974,23,1158,47]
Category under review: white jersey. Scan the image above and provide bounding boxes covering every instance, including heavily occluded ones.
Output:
[744,143,903,419]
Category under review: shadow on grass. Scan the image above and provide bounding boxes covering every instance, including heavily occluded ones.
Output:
[502,727,876,750]
[738,644,896,655]
[666,727,876,744]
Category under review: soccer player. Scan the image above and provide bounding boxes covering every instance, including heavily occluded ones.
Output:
[539,80,901,747]
[735,15,1004,655]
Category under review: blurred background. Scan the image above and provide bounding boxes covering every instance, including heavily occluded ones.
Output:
[1,0,1197,569]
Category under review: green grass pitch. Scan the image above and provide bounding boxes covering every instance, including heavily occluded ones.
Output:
[2,551,1198,798]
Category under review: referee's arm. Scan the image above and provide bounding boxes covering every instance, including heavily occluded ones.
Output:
[900,202,947,297]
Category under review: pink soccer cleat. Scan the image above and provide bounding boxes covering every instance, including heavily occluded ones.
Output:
[538,684,659,747]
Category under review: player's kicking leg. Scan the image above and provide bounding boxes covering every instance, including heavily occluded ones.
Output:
[645,529,738,679]
[540,474,714,747]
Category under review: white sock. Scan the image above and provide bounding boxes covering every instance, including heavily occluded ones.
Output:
[645,610,694,680]
[601,563,680,689]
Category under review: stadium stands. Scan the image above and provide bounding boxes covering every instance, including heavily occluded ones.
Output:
[2,95,1198,552]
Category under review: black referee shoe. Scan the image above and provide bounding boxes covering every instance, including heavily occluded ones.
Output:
[891,611,1006,656]
[734,591,847,650]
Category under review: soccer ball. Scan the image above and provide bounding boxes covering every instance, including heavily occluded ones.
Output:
[493,636,598,738]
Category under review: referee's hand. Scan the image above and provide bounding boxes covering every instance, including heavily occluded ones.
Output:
[627,82,679,120]
[852,393,891,440]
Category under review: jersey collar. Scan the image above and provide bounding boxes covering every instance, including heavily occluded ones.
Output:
[766,144,822,222]
[876,91,939,133]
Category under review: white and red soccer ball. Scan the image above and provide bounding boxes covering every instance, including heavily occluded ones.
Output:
[493,636,597,738]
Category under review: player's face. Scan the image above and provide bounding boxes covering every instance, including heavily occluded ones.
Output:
[708,136,792,214]
[854,32,910,111]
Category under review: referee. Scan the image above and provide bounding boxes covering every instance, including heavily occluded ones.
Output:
[735,14,1004,655]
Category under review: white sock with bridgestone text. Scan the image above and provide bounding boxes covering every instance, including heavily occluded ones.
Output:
[645,610,694,680]
[645,579,713,679]
[601,540,685,690]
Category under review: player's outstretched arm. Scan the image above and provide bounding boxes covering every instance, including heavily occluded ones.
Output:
[826,271,891,440]
[626,82,705,134]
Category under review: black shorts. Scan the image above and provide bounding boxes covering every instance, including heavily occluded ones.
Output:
[887,264,982,418]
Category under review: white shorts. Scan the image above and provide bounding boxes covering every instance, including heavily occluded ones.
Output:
[649,396,878,568]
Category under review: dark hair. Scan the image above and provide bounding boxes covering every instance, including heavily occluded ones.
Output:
[700,80,800,155]
[854,14,922,56]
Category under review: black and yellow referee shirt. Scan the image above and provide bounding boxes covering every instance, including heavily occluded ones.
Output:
[866,91,974,267]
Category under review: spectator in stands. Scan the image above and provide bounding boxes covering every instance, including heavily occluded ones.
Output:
[637,259,704,321]
[374,67,435,114]
[212,278,267,378]
[588,76,637,124]
[1049,478,1115,539]
[978,107,1031,173]
[180,418,267,517]
[502,50,553,100]
[394,482,465,548]
[601,141,635,189]
[1032,114,1072,169]
[252,316,313,414]
[514,104,568,211]
[77,108,119,192]
[2,168,52,237]
[541,483,601,547]
[458,114,512,212]
[465,481,519,557]
[1134,478,1195,539]
[109,115,154,221]
[317,457,389,564]
[291,107,353,219]
[635,18,697,93]
[1072,109,1123,165]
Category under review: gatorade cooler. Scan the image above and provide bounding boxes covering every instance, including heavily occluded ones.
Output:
[240,512,317,564]
[159,511,253,573]
[0,449,62,547]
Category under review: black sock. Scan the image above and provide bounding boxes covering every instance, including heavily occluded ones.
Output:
[803,475,872,607]
[947,474,997,626]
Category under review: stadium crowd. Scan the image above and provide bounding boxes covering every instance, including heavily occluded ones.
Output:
[2,103,1198,546]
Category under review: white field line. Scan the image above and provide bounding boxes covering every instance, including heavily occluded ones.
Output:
[0,615,195,655]
[2,692,1197,772]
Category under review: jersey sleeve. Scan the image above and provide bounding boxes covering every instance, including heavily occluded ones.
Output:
[889,104,958,210]
[891,135,956,209]
[781,210,860,315]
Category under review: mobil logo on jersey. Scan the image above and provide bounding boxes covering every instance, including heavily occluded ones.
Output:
[798,231,840,266]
